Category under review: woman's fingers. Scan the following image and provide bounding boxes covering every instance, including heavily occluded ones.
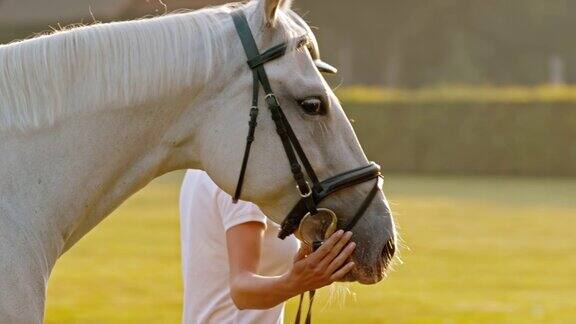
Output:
[326,241,356,275]
[317,231,353,269]
[306,230,344,263]
[329,261,355,281]
[289,232,357,291]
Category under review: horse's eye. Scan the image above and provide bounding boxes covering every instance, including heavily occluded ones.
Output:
[298,98,326,115]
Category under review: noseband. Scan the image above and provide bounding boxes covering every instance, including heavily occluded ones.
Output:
[231,10,381,323]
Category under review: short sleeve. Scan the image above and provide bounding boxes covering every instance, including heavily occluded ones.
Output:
[216,188,267,231]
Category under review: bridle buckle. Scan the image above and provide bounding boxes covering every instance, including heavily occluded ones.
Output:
[265,93,280,106]
[296,181,312,198]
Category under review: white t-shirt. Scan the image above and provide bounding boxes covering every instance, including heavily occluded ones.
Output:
[179,170,300,324]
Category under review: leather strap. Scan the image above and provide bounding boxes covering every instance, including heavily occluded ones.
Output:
[305,290,315,324]
[294,290,315,324]
[279,163,381,239]
[231,10,315,209]
[247,42,288,69]
[233,72,260,202]
[343,177,382,231]
[293,180,381,324]
[295,293,304,324]
[276,105,320,187]
[294,243,319,324]
[316,163,380,198]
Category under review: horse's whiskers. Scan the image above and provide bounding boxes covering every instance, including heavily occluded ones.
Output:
[323,283,356,310]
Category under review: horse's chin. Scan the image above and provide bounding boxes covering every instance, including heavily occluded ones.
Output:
[342,264,387,285]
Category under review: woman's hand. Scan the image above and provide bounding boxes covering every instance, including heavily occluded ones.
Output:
[284,230,356,294]
[226,223,355,310]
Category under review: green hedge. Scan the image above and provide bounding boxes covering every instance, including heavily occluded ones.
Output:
[343,102,576,177]
[338,85,576,104]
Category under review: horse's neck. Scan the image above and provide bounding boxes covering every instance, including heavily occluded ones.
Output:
[0,10,241,266]
[1,85,207,269]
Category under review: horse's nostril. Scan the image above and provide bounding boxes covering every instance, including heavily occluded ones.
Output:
[382,239,396,263]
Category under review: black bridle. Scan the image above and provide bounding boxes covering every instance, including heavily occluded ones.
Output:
[230,10,382,323]
[230,10,381,240]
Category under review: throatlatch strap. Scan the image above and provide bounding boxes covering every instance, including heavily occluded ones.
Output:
[233,71,260,202]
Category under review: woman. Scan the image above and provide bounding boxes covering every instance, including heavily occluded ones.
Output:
[180,170,356,323]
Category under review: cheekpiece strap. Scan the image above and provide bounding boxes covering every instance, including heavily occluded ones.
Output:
[231,10,317,217]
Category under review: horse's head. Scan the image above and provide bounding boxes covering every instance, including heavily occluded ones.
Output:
[199,0,396,284]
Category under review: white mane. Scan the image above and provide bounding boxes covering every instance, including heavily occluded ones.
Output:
[0,1,305,133]
[0,4,234,133]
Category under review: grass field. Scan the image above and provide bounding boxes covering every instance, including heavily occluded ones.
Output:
[45,173,576,323]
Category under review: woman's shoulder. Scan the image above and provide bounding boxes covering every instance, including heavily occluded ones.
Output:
[180,169,267,229]
[183,169,213,185]
[182,170,221,195]
[180,169,222,215]
[181,170,259,212]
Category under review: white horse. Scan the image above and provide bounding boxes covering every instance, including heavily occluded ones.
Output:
[0,0,396,322]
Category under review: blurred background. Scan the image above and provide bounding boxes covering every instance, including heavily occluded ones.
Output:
[2,0,574,323]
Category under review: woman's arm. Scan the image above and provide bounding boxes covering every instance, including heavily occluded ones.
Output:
[226,222,355,310]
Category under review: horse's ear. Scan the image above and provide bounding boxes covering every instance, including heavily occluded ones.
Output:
[262,0,293,27]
